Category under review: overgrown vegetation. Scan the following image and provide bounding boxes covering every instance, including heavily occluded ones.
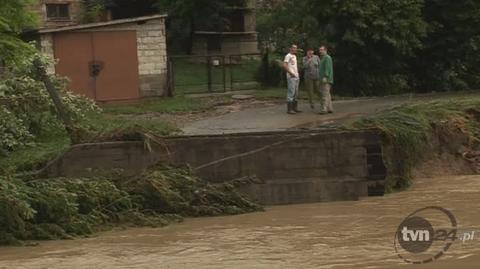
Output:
[0,166,262,245]
[353,96,480,192]
[154,0,247,54]
[81,0,107,23]
[102,96,212,114]
[0,0,36,64]
[0,52,99,154]
[257,0,480,95]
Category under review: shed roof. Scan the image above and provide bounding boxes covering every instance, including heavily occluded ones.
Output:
[38,14,167,34]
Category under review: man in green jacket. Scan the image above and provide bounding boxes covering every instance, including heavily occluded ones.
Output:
[318,45,334,113]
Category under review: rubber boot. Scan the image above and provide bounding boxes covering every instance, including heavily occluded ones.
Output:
[293,100,302,113]
[287,102,296,114]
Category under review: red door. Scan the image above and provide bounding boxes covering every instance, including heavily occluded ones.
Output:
[54,31,140,102]
[92,31,139,101]
[54,32,95,99]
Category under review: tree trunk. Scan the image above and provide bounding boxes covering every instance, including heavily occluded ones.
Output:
[33,57,77,143]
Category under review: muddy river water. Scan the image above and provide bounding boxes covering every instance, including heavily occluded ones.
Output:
[0,175,479,269]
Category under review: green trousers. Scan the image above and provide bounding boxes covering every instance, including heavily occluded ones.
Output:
[320,82,334,112]
[304,78,322,107]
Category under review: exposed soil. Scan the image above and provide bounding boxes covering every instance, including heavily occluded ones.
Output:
[414,152,476,178]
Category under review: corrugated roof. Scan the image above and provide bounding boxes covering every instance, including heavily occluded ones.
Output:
[38,14,167,34]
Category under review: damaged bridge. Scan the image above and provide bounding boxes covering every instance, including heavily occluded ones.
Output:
[42,130,387,205]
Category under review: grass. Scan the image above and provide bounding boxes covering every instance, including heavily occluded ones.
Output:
[0,93,240,175]
[85,112,179,136]
[0,116,178,175]
[0,109,181,175]
[352,96,480,192]
[229,58,262,83]
[102,96,211,115]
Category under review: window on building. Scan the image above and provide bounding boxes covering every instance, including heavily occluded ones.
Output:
[228,11,245,32]
[46,4,70,20]
[207,36,222,53]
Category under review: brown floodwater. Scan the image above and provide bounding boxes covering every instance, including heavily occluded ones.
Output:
[0,175,479,269]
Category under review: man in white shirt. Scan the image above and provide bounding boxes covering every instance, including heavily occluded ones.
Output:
[283,44,301,114]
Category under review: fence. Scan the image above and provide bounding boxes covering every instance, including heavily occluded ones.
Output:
[168,53,263,94]
[228,54,262,91]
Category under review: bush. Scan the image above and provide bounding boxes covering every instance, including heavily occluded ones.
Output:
[0,166,262,245]
[255,53,286,87]
[0,177,35,245]
[258,0,480,95]
[0,108,33,155]
[0,52,99,154]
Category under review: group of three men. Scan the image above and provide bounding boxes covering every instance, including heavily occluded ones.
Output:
[283,44,334,115]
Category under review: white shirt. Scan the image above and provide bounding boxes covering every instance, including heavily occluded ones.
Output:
[284,53,298,78]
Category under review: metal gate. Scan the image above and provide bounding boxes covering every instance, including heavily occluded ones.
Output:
[168,55,226,94]
[54,31,140,102]
[168,53,263,94]
[229,53,262,91]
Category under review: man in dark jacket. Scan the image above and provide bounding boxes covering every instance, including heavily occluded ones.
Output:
[303,48,322,110]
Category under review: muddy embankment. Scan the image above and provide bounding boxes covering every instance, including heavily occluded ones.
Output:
[2,99,479,246]
[353,101,480,191]
[413,110,480,178]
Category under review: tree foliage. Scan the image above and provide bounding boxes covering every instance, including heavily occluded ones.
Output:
[258,0,480,95]
[411,0,480,92]
[0,0,37,64]
[154,0,246,53]
[0,166,261,245]
[0,52,99,155]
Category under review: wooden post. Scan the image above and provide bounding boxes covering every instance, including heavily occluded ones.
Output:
[222,56,226,92]
[230,55,234,91]
[207,56,212,92]
[167,59,175,97]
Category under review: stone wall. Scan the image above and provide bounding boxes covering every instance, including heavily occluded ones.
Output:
[42,130,386,205]
[243,1,257,32]
[39,34,56,75]
[192,34,259,56]
[136,20,168,97]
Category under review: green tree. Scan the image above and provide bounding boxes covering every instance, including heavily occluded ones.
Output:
[326,0,427,95]
[411,0,480,92]
[81,0,108,23]
[155,0,246,54]
[0,0,37,64]
[80,0,246,54]
[258,0,427,95]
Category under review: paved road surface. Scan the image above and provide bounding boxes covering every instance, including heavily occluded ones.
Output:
[181,93,478,135]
